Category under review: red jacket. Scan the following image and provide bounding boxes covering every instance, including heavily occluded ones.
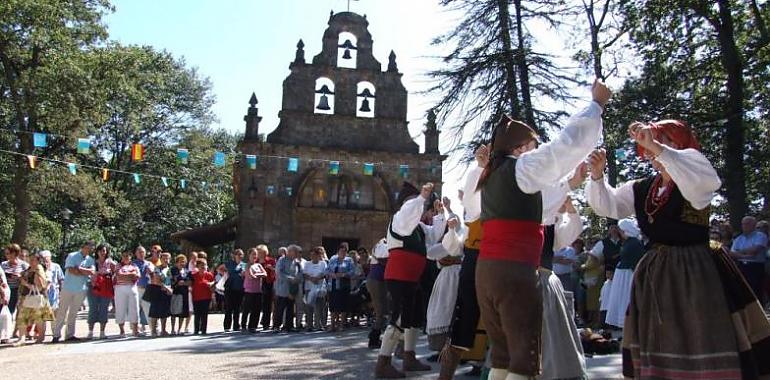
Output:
[191,271,214,301]
[259,256,276,284]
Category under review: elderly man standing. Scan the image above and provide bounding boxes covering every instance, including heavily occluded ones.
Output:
[274,245,301,332]
[731,216,768,304]
[52,241,96,342]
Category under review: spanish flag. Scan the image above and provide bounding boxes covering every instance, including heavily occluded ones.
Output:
[26,155,37,169]
[131,143,144,161]
[101,168,110,182]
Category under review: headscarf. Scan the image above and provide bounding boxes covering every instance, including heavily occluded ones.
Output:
[636,119,701,159]
[618,218,641,239]
[395,181,420,210]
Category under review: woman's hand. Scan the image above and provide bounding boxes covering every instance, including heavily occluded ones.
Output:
[587,149,607,180]
[629,123,663,157]
[568,162,589,190]
[475,144,490,168]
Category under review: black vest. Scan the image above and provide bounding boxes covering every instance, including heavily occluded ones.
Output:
[481,158,542,223]
[387,221,427,256]
[633,176,710,246]
[602,237,622,270]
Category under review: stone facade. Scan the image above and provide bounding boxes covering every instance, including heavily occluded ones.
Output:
[235,11,444,253]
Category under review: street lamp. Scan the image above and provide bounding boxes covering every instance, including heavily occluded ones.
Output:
[59,208,72,264]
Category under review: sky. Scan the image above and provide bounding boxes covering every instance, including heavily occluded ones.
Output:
[104,0,600,212]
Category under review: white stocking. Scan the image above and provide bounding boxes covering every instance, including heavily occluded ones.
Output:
[489,368,508,380]
[378,325,403,356]
[403,327,418,351]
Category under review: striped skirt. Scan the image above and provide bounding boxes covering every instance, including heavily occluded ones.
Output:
[622,244,770,379]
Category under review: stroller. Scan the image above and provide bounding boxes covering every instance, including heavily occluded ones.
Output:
[348,279,373,327]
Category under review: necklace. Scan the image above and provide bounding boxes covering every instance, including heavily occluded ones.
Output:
[644,175,675,224]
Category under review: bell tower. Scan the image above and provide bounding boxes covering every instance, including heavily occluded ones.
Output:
[266,10,417,153]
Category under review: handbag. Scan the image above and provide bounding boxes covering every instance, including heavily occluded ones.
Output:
[170,294,184,315]
[92,273,114,298]
[22,286,47,309]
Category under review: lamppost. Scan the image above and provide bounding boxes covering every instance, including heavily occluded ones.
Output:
[59,207,72,265]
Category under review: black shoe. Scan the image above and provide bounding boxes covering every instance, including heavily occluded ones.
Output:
[248,329,257,334]
[65,336,81,342]
[427,353,439,362]
[51,337,60,344]
[467,365,482,376]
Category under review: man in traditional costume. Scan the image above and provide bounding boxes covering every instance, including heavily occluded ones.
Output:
[475,79,610,380]
[375,182,451,379]
[586,120,770,379]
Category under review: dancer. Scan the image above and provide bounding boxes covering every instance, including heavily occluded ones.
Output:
[426,200,464,353]
[538,192,587,380]
[475,79,610,380]
[438,145,489,379]
[585,120,770,379]
[367,238,389,348]
[375,182,450,379]
[603,218,644,329]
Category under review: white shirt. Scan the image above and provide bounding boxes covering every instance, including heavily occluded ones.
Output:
[554,211,583,252]
[586,146,721,220]
[553,246,578,275]
[515,101,604,194]
[302,260,327,290]
[388,194,447,250]
[462,165,484,223]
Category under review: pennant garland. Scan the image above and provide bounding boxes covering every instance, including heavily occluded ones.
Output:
[287,157,299,172]
[286,187,293,196]
[246,154,257,170]
[33,133,47,148]
[180,179,186,189]
[363,162,374,176]
[399,164,409,178]
[27,155,37,169]
[102,168,110,182]
[161,177,168,187]
[67,163,77,175]
[213,151,226,167]
[329,161,340,175]
[77,138,90,154]
[133,173,141,184]
[177,148,189,165]
[131,143,144,162]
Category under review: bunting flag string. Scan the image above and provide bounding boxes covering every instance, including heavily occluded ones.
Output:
[0,127,428,172]
[27,155,37,169]
[102,168,110,182]
[133,173,141,184]
[67,163,77,175]
[213,151,226,167]
[363,162,374,176]
[329,161,340,175]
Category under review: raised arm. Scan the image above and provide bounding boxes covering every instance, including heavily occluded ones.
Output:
[584,149,636,220]
[554,207,583,251]
[391,195,428,237]
[655,147,721,210]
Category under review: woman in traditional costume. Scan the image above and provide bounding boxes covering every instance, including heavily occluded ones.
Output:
[586,120,770,379]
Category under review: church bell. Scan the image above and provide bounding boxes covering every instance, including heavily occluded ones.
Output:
[359,98,371,113]
[339,39,356,60]
[316,94,331,111]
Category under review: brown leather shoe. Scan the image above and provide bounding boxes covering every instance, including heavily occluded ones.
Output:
[438,346,462,379]
[375,355,406,379]
[402,350,432,372]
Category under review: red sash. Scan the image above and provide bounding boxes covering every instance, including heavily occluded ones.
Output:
[479,219,544,266]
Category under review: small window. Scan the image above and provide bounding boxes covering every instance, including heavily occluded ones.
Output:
[356,81,375,118]
[314,77,335,115]
[337,32,358,69]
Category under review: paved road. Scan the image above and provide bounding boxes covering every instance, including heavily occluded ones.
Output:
[0,313,623,379]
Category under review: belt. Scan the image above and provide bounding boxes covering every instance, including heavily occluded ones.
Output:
[537,267,552,275]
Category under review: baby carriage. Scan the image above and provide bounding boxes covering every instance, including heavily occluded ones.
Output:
[348,279,373,326]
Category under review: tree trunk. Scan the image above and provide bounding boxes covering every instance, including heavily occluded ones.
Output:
[715,0,748,229]
[496,0,522,119]
[11,136,32,244]
[512,0,537,131]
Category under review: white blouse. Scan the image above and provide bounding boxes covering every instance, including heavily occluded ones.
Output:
[586,146,721,220]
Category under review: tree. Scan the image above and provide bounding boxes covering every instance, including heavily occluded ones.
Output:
[0,0,112,244]
[430,0,583,160]
[619,0,770,227]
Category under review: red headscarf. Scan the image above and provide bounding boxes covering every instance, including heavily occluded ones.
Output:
[636,119,701,159]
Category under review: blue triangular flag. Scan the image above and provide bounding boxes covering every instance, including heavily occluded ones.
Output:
[67,163,77,175]
[133,173,141,184]
[287,157,299,172]
[213,151,226,167]
[180,179,187,189]
[161,177,168,187]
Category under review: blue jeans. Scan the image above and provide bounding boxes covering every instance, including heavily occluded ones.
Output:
[87,291,111,324]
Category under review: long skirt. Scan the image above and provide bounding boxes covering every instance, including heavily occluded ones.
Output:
[148,285,171,319]
[622,244,770,380]
[599,280,612,312]
[539,270,586,380]
[605,268,633,328]
[426,264,461,351]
